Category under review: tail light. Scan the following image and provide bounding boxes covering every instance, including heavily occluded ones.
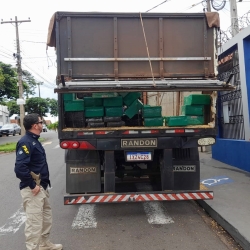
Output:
[60,141,95,150]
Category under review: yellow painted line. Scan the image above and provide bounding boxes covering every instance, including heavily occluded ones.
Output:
[200,183,208,190]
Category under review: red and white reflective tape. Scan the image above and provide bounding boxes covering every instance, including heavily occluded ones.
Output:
[65,192,213,204]
[77,132,94,135]
[95,131,114,135]
[122,130,139,134]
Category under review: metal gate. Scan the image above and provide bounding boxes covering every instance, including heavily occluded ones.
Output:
[217,49,245,139]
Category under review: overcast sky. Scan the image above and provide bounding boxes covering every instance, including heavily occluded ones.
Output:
[0,0,249,100]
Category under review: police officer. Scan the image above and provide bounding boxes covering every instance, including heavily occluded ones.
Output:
[15,113,62,250]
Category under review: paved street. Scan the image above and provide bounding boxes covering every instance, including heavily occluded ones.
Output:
[0,132,241,250]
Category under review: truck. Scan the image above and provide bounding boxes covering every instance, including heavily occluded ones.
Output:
[47,11,234,205]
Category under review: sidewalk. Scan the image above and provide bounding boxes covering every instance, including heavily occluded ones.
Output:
[198,151,250,250]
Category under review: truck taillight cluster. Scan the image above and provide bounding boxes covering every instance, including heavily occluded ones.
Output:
[60,141,95,149]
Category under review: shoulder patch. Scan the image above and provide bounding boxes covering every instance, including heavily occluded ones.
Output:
[22,145,30,154]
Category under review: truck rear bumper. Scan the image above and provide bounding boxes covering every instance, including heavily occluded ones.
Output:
[64,190,213,205]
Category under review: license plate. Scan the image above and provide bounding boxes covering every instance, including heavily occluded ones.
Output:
[126,152,152,161]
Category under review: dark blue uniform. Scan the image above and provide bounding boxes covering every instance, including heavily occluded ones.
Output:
[15,131,51,190]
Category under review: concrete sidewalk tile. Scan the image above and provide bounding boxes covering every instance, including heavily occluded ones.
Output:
[198,152,250,250]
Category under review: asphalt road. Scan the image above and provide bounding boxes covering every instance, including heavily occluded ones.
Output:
[0,131,239,250]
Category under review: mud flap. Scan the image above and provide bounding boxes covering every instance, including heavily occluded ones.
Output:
[66,149,101,193]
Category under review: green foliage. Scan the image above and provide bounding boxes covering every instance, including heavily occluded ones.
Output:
[22,70,37,98]
[46,98,58,117]
[0,62,18,101]
[25,97,49,117]
[47,121,58,131]
[0,138,45,152]
[0,142,17,152]
[6,100,20,117]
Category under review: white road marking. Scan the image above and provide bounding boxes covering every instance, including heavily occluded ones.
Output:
[53,145,60,149]
[0,207,26,235]
[136,183,174,225]
[42,141,52,146]
[72,204,97,229]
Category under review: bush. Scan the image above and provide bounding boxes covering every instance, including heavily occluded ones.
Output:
[48,121,58,131]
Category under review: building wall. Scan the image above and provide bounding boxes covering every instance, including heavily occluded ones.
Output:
[214,26,250,172]
[0,105,9,126]
[212,139,250,172]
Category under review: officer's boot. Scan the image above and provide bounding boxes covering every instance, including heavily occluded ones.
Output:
[39,240,63,250]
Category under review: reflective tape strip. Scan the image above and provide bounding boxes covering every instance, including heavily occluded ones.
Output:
[77,132,94,135]
[122,130,139,134]
[184,193,193,200]
[176,194,185,200]
[64,192,213,204]
[165,130,176,133]
[149,194,158,201]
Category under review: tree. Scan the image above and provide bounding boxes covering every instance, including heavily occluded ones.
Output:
[6,100,20,117]
[22,70,37,98]
[25,97,49,117]
[46,98,58,117]
[0,62,19,101]
[47,121,58,131]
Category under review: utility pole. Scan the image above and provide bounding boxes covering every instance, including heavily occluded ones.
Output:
[207,0,212,12]
[37,82,43,98]
[230,0,239,36]
[1,16,31,135]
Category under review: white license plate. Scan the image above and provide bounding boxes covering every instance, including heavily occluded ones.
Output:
[126,152,152,161]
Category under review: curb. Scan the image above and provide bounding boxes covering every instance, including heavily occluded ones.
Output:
[197,200,250,250]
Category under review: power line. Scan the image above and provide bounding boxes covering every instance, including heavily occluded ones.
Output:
[1,16,31,135]
[21,40,46,44]
[146,0,172,12]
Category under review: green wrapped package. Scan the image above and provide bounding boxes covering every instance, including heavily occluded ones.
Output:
[118,92,129,97]
[85,107,104,117]
[143,106,162,118]
[184,94,210,105]
[84,97,103,107]
[103,96,123,107]
[125,100,143,118]
[144,117,163,127]
[181,105,204,115]
[92,92,118,98]
[63,93,74,101]
[105,107,123,117]
[64,100,84,111]
[123,92,141,106]
[165,116,188,127]
[186,116,204,125]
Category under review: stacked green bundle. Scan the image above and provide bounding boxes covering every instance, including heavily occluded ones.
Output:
[122,92,142,119]
[165,116,188,126]
[104,96,123,117]
[92,92,118,98]
[182,94,210,125]
[124,100,143,119]
[143,106,163,127]
[165,94,210,127]
[63,93,84,112]
[84,97,104,119]
[184,94,210,105]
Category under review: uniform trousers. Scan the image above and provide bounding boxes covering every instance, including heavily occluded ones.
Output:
[20,186,52,250]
